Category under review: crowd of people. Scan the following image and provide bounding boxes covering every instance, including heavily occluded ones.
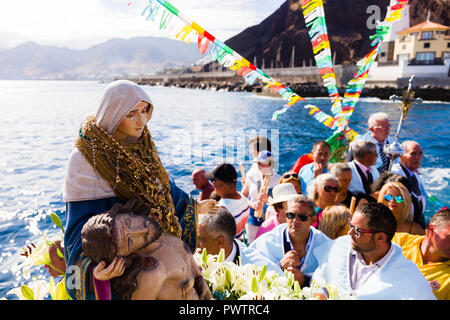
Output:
[191,112,448,300]
[51,80,447,301]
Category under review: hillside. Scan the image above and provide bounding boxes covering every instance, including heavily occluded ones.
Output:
[0,37,202,80]
[224,0,449,68]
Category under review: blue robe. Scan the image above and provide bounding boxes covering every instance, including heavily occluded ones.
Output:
[63,177,197,300]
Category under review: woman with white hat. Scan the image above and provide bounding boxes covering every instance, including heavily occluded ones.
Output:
[254,183,298,239]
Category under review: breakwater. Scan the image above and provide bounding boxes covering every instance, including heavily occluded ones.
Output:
[129,66,450,102]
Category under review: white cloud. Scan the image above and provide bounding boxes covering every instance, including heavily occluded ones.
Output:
[0,0,285,49]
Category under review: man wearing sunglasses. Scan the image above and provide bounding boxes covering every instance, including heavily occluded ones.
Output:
[311,202,436,299]
[249,195,331,287]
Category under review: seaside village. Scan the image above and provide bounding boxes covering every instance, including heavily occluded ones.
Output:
[7,0,449,303]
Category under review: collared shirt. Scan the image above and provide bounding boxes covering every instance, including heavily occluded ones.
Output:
[283,227,313,269]
[354,160,372,180]
[349,244,395,290]
[299,162,329,194]
[226,241,239,263]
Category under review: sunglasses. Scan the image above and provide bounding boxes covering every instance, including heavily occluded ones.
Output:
[383,194,404,204]
[282,173,299,179]
[348,219,380,238]
[323,185,339,193]
[286,212,313,221]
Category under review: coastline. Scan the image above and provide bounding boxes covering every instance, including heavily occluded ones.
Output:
[127,70,450,102]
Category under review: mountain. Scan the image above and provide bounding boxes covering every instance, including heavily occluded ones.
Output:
[224,0,449,68]
[0,37,203,80]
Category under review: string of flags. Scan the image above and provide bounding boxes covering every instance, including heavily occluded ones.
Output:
[128,0,409,143]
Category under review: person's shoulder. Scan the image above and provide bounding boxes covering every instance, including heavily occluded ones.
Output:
[392,232,422,247]
[299,162,313,174]
[250,224,286,245]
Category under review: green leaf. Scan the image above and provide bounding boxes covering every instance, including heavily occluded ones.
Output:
[218,248,225,263]
[201,248,208,265]
[224,268,232,288]
[251,277,258,293]
[50,212,65,234]
[258,265,267,282]
[21,285,34,300]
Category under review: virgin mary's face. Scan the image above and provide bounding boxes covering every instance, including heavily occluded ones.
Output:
[114,101,153,143]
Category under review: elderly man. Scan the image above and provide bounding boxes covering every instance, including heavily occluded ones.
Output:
[299,141,331,195]
[249,195,331,287]
[348,140,380,195]
[191,169,214,201]
[347,112,393,174]
[391,140,427,229]
[197,207,284,275]
[393,208,450,300]
[312,202,436,300]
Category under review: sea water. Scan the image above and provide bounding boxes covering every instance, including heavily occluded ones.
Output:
[0,80,448,298]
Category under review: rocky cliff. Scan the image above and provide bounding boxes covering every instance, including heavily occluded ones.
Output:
[224,0,449,68]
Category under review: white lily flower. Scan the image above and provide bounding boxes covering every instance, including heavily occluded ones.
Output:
[8,279,49,300]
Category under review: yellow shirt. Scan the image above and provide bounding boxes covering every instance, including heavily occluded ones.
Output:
[393,232,450,300]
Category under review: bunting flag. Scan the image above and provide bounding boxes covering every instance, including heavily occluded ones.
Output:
[300,0,341,112]
[139,0,308,114]
[133,0,347,134]
[335,0,410,129]
[131,0,407,151]
[298,0,409,140]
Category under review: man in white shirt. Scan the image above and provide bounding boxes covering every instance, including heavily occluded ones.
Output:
[312,202,436,300]
[391,140,427,229]
[348,140,380,195]
[206,163,250,239]
[347,112,393,174]
[197,207,284,276]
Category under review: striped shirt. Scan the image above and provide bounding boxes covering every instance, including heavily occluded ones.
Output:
[219,193,251,239]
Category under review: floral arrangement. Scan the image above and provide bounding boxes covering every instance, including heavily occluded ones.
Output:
[5,212,70,300]
[193,248,352,300]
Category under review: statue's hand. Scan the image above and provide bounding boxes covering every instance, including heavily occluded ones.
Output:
[198,199,220,215]
[93,257,125,281]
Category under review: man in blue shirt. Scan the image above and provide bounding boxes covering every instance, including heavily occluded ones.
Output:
[299,141,331,194]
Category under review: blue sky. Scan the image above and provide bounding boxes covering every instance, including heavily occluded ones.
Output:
[0,0,285,50]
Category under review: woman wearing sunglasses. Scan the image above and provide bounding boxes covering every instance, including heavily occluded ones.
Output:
[378,182,424,235]
[307,173,339,228]
[279,171,302,194]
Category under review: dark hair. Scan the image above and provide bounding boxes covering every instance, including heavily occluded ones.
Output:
[356,202,397,242]
[312,140,331,152]
[199,207,236,243]
[81,212,117,264]
[370,172,412,194]
[273,202,285,213]
[249,136,272,153]
[352,140,376,161]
